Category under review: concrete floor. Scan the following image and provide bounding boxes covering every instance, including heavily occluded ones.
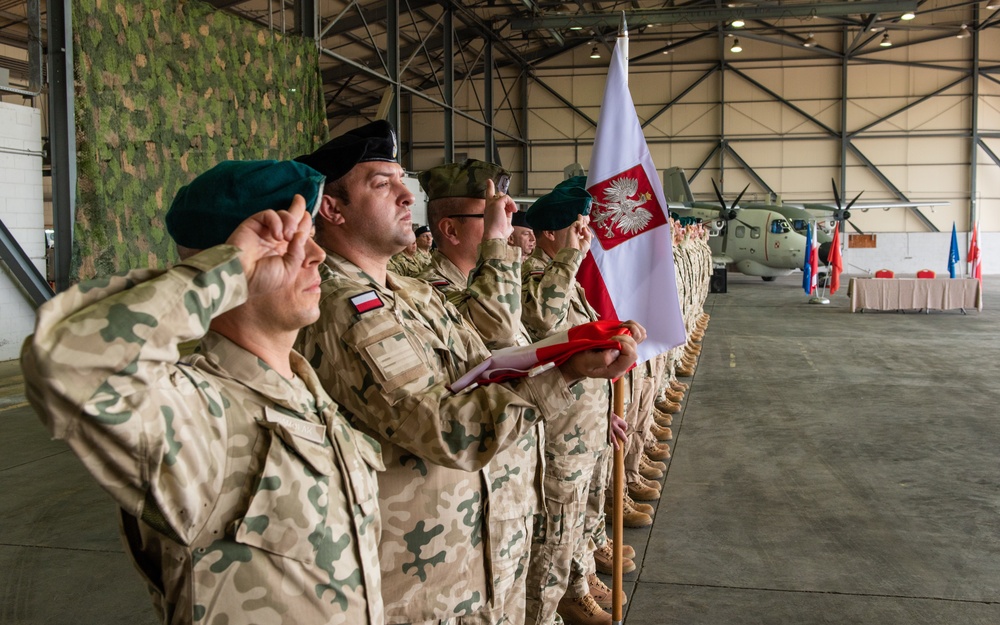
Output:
[2,273,999,624]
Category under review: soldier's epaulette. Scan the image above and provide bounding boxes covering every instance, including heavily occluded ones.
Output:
[430,279,450,289]
[350,290,384,314]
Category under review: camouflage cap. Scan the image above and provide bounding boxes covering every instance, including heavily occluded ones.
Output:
[525,175,592,231]
[419,159,511,201]
[295,120,398,183]
[167,160,324,250]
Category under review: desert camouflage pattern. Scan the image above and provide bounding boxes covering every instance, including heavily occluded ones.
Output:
[387,250,429,277]
[521,246,611,622]
[298,252,576,624]
[21,246,383,625]
[416,239,543,625]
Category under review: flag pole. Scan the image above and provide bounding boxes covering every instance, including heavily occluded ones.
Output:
[612,14,627,624]
[612,376,625,625]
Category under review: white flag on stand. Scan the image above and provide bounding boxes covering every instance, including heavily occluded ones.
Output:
[577,22,687,362]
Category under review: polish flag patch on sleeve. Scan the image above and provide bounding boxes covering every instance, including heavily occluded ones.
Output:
[350,290,384,314]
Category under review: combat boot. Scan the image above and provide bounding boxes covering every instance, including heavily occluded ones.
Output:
[638,456,664,480]
[627,480,660,502]
[645,442,671,461]
[626,494,654,516]
[642,453,667,472]
[676,364,695,377]
[557,593,611,625]
[670,379,689,392]
[687,342,702,354]
[593,542,635,575]
[588,573,627,610]
[609,538,636,560]
[654,411,673,428]
[655,398,681,414]
[664,388,685,403]
[650,423,673,441]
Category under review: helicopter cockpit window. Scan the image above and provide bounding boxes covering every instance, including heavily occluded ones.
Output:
[750,227,761,239]
[735,225,746,238]
[770,219,790,234]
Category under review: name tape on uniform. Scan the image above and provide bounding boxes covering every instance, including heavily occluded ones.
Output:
[264,407,326,445]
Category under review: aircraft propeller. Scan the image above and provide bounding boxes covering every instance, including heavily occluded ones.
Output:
[711,179,750,221]
[831,178,864,234]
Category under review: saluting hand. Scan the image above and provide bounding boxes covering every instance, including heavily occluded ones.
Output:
[565,214,593,255]
[483,178,517,242]
[227,194,313,296]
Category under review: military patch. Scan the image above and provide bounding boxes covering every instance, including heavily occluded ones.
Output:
[364,332,423,382]
[430,279,451,289]
[351,290,385,314]
[529,270,545,277]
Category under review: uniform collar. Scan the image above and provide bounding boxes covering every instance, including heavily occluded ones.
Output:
[195,332,326,415]
[323,251,407,294]
[429,250,468,286]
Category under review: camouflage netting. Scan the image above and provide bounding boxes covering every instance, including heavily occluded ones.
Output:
[73,0,328,279]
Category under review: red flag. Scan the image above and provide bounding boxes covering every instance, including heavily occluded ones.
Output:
[968,222,982,283]
[828,227,843,294]
[576,27,686,362]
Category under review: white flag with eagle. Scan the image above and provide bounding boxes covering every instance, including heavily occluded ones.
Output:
[577,19,687,362]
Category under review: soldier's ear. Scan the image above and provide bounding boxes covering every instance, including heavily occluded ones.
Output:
[318,194,346,226]
[438,217,462,246]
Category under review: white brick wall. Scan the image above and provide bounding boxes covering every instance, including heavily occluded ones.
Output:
[0,101,44,362]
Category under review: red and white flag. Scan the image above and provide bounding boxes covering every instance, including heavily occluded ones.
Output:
[577,24,686,363]
[968,222,982,284]
[450,320,633,391]
[828,226,844,295]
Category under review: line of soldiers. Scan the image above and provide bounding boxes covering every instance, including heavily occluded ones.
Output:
[22,120,712,625]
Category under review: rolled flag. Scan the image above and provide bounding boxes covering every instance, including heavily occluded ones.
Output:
[948,222,960,278]
[803,223,814,294]
[828,226,844,295]
[449,320,633,392]
[968,222,981,283]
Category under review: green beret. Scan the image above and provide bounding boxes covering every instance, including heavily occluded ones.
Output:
[511,211,530,228]
[525,176,592,231]
[167,160,324,250]
[419,159,511,201]
[295,120,398,183]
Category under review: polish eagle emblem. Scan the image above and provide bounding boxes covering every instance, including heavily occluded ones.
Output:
[587,164,668,251]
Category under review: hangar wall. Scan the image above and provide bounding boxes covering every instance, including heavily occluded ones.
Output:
[405,21,1000,242]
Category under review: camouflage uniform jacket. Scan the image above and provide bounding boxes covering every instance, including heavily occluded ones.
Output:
[521,247,611,457]
[387,250,426,277]
[299,252,575,624]
[21,246,385,625]
[416,241,546,559]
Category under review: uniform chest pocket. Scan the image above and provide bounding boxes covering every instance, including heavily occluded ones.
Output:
[235,418,339,564]
[343,309,434,402]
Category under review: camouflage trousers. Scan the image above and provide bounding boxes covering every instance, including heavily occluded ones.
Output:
[625,363,663,482]
[524,453,598,625]
[462,515,533,625]
[576,443,611,597]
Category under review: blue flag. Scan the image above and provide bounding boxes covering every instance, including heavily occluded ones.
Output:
[948,222,960,278]
[803,223,814,294]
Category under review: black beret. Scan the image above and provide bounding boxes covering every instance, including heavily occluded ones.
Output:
[511,211,530,228]
[414,225,431,236]
[166,160,324,250]
[525,176,593,231]
[295,120,398,183]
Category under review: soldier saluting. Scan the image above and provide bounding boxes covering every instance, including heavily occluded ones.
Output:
[22,160,385,625]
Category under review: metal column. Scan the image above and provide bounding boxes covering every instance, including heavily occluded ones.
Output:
[443,7,455,164]
[293,0,317,39]
[484,40,496,163]
[386,0,400,134]
[521,70,530,193]
[969,6,980,228]
[48,0,76,292]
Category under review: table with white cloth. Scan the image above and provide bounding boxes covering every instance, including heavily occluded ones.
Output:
[848,277,982,313]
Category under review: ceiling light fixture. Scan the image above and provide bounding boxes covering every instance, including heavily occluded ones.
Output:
[803,33,817,47]
[956,24,970,38]
[987,2,1000,10]
[663,39,673,54]
[590,45,601,58]
[732,18,745,28]
[901,11,916,20]
[730,37,743,53]
[879,31,892,47]
[569,25,583,31]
